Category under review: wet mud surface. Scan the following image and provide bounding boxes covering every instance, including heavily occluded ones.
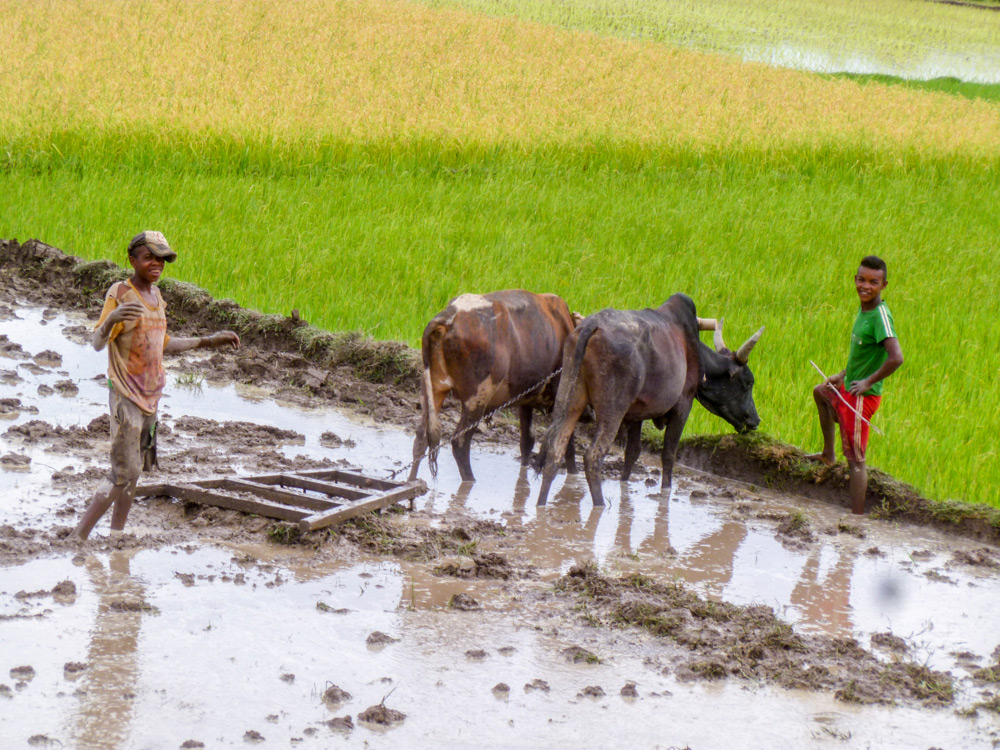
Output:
[2,241,1000,748]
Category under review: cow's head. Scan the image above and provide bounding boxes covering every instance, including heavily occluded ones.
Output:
[696,319,764,433]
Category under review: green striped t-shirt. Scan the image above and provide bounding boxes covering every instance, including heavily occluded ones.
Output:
[845,302,897,396]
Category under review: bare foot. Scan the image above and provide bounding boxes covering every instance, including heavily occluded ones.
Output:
[804,453,836,466]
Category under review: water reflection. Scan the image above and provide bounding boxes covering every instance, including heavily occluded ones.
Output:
[74,551,145,748]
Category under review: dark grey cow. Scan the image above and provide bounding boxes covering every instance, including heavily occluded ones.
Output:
[535,293,763,505]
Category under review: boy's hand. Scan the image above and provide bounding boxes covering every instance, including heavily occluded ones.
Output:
[205,331,241,350]
[824,371,845,390]
[105,302,145,326]
[848,378,872,396]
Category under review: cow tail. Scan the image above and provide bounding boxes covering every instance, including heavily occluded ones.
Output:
[421,322,447,476]
[535,318,599,471]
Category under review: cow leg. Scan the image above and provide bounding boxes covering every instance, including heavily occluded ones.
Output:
[564,431,578,474]
[621,420,643,482]
[409,382,448,481]
[584,414,626,507]
[518,405,534,465]
[659,399,693,491]
[452,406,484,482]
[537,402,587,506]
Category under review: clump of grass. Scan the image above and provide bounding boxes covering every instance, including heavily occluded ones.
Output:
[266,523,302,545]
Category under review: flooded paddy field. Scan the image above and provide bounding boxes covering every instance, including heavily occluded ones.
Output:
[3,295,1000,748]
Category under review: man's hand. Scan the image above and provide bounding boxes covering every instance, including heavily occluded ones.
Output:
[205,331,241,350]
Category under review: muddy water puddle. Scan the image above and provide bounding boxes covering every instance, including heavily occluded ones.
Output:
[3,302,1000,747]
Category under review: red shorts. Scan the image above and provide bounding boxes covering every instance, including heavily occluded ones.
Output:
[819,384,881,462]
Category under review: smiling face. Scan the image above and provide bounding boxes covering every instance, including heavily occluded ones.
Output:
[855,265,887,310]
[129,245,165,285]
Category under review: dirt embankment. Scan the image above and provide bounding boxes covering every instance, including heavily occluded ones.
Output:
[3,237,999,545]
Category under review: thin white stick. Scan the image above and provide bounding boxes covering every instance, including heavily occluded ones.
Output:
[809,360,885,437]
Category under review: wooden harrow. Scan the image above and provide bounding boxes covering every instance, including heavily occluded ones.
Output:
[137,468,427,531]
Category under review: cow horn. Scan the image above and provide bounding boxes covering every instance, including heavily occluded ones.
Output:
[697,317,717,331]
[735,326,764,364]
[713,318,726,352]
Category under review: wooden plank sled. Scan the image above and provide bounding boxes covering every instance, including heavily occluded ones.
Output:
[137,470,427,531]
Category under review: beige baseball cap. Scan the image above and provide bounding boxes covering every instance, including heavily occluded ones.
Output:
[127,230,177,262]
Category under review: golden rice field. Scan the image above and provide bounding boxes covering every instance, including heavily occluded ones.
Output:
[2,0,1000,506]
[1,0,999,153]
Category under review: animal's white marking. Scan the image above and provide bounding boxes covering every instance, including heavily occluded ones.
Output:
[450,294,491,313]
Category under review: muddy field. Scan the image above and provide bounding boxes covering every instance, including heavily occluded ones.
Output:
[2,240,1000,749]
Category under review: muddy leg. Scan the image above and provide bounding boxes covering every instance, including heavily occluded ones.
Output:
[621,420,642,482]
[584,418,623,507]
[805,384,838,465]
[564,432,578,474]
[451,407,483,482]
[73,481,127,541]
[110,478,139,531]
[659,400,692,492]
[537,403,586,506]
[518,405,534,466]
[848,459,868,515]
[409,426,427,481]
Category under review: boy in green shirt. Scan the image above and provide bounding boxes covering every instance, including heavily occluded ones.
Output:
[807,256,904,514]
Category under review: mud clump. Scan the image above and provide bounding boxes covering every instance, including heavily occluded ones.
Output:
[620,682,639,698]
[556,563,955,707]
[1,452,31,467]
[448,593,480,611]
[358,704,406,726]
[579,685,606,698]
[0,397,38,415]
[172,416,303,447]
[951,548,1000,569]
[563,645,600,664]
[524,679,550,693]
[492,683,510,697]
[10,665,35,681]
[63,661,87,675]
[465,649,488,660]
[52,580,77,597]
[243,729,265,743]
[180,741,206,749]
[322,684,352,704]
[366,631,399,647]
[326,715,354,732]
[871,632,908,653]
[435,552,515,580]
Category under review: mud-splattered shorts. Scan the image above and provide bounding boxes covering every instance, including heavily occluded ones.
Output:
[108,388,158,486]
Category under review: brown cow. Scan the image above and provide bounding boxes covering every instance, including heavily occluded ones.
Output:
[535,293,763,505]
[409,290,579,482]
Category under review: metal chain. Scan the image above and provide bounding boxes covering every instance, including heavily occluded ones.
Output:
[386,367,563,480]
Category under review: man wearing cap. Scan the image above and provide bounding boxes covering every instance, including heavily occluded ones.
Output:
[71,231,241,542]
